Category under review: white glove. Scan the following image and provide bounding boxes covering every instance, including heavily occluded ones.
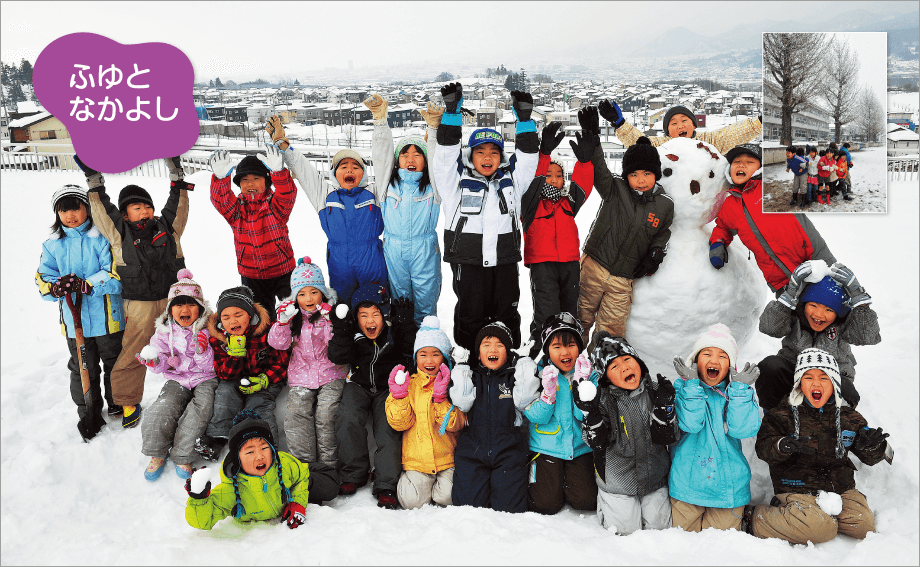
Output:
[209,149,234,179]
[257,144,284,172]
[449,364,476,412]
[512,357,540,410]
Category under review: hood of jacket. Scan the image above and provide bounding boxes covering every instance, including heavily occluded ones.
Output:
[460,144,512,181]
[155,300,214,335]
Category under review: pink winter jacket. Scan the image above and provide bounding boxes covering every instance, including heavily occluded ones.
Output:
[146,303,217,390]
[267,308,346,388]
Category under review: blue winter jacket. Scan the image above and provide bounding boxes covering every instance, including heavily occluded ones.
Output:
[668,378,761,509]
[36,220,125,338]
[524,359,597,461]
[787,156,808,176]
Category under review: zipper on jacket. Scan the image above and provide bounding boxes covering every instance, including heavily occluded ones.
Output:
[369,341,380,394]
[450,216,468,255]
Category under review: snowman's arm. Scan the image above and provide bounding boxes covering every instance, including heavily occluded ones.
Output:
[698,116,763,155]
[589,143,615,200]
[758,300,797,338]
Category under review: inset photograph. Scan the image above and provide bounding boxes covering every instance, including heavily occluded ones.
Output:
[762,32,888,213]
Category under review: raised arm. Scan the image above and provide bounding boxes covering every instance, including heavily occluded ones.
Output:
[366,94,395,201]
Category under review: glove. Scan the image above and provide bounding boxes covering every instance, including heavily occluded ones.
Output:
[432,363,451,403]
[573,353,593,383]
[577,106,600,136]
[257,143,284,172]
[238,373,269,395]
[777,435,817,455]
[419,102,444,129]
[319,303,332,317]
[632,247,665,279]
[49,281,67,298]
[852,427,889,452]
[709,242,728,269]
[185,476,211,500]
[672,356,697,381]
[540,121,564,155]
[277,300,297,325]
[388,365,409,399]
[226,335,247,357]
[450,345,470,366]
[778,261,813,309]
[281,502,306,529]
[164,156,185,182]
[266,115,288,146]
[510,91,533,123]
[390,297,415,329]
[73,154,105,189]
[572,375,600,416]
[731,362,760,385]
[651,374,676,426]
[829,262,871,307]
[449,364,476,412]
[440,82,463,114]
[569,129,598,163]
[331,303,352,328]
[58,273,91,295]
[363,94,388,121]
[597,99,625,128]
[135,353,158,369]
[196,330,209,354]
[209,149,234,179]
[539,365,559,404]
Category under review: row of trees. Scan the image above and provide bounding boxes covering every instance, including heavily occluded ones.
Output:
[2,59,37,109]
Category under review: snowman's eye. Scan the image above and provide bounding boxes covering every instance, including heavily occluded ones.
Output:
[709,171,714,178]
[663,168,672,177]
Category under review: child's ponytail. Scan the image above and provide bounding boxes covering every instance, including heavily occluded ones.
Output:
[231,475,246,519]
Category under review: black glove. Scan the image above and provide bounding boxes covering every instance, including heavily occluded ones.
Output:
[440,82,463,114]
[184,475,212,499]
[330,303,353,331]
[510,91,533,122]
[540,122,564,155]
[569,129,598,163]
[598,99,625,128]
[777,435,817,455]
[839,375,860,408]
[633,247,665,279]
[58,273,90,295]
[73,154,100,177]
[651,374,675,425]
[577,106,600,136]
[853,427,889,452]
[572,379,600,416]
[390,297,415,329]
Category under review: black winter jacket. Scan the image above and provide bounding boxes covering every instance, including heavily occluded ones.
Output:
[328,318,416,394]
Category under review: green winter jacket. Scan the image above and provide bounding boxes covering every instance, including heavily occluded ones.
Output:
[185,451,309,530]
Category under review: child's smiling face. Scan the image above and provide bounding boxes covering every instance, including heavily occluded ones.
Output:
[547,334,579,374]
[398,145,426,173]
[667,114,695,138]
[220,307,251,336]
[546,163,565,190]
[335,158,364,190]
[800,368,833,409]
[730,155,760,185]
[804,302,837,332]
[296,287,323,311]
[170,299,201,328]
[239,437,272,476]
[479,336,507,370]
[58,203,88,228]
[239,174,266,195]
[606,354,642,390]
[471,143,501,177]
[416,346,444,376]
[121,202,154,223]
[696,347,730,386]
[356,305,383,340]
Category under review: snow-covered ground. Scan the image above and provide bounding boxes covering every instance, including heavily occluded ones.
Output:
[1,168,917,565]
[763,147,888,213]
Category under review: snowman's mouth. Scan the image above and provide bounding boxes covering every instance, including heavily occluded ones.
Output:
[690,180,700,195]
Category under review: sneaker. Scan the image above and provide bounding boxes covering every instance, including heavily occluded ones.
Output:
[740,504,756,535]
[144,457,167,481]
[107,405,124,417]
[77,414,106,442]
[122,404,142,428]
[175,463,194,479]
[339,479,368,496]
[376,489,400,510]
[194,435,226,462]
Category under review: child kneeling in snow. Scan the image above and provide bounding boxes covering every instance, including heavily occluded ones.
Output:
[745,349,891,543]
[385,316,466,509]
[574,332,677,533]
[669,324,761,532]
[137,270,218,480]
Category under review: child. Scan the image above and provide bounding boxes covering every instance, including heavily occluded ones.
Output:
[522,313,598,515]
[577,106,674,347]
[709,144,837,294]
[78,155,191,428]
[825,143,840,200]
[597,100,762,155]
[757,260,878,411]
[136,269,218,480]
[433,82,540,351]
[669,324,761,532]
[327,284,417,508]
[449,321,540,513]
[817,149,836,205]
[268,257,346,469]
[385,316,466,509]
[841,142,854,196]
[36,184,125,441]
[746,349,891,543]
[520,123,595,357]
[269,117,387,307]
[804,146,819,208]
[574,331,678,534]
[209,145,296,321]
[785,146,808,206]
[366,94,443,325]
[194,286,289,462]
[835,151,852,201]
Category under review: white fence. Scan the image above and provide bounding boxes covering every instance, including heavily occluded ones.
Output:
[888,157,919,182]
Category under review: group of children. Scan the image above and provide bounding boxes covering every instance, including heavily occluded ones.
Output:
[36,86,891,546]
[785,142,854,207]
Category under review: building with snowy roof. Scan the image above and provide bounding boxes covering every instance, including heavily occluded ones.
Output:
[887,126,919,157]
[763,99,831,142]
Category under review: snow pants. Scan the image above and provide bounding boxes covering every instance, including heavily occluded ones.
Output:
[577,254,633,349]
[757,354,860,410]
[241,271,292,324]
[328,242,388,309]
[305,460,341,504]
[141,379,218,465]
[528,261,580,352]
[384,234,441,327]
[285,381,345,467]
[112,298,168,406]
[670,498,743,532]
[453,435,528,513]
[334,382,401,495]
[596,485,672,535]
[206,379,282,441]
[752,490,874,543]
[450,262,521,352]
[397,468,454,509]
[66,330,123,419]
[527,452,597,515]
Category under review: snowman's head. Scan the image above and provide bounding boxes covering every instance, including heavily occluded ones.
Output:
[656,137,729,229]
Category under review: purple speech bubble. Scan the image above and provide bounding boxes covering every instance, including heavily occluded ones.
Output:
[33,32,198,173]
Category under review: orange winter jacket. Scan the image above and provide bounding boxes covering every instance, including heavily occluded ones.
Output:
[836,157,848,179]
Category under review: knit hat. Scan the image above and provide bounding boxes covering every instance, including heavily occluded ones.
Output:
[288,256,335,304]
[414,316,452,359]
[540,312,584,356]
[475,320,516,353]
[350,282,390,317]
[725,143,762,167]
[663,106,697,133]
[468,128,504,152]
[167,268,206,310]
[589,331,649,379]
[52,184,89,211]
[395,136,428,160]
[117,184,154,211]
[217,285,258,322]
[800,276,850,318]
[332,149,366,174]
[232,155,272,189]
[685,323,738,369]
[621,137,662,180]
[790,348,842,408]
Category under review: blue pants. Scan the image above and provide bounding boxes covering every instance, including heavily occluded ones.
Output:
[328,242,388,308]
[384,235,442,326]
[806,183,818,202]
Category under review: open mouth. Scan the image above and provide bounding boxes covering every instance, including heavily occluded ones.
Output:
[623,372,637,384]
[423,364,437,373]
[366,325,378,335]
[407,165,417,171]
[706,366,720,380]
[230,325,243,334]
[255,462,267,472]
[811,389,824,401]
[344,175,356,184]
[487,355,499,363]
[677,130,689,137]
[179,315,192,324]
[560,357,573,366]
[810,316,826,328]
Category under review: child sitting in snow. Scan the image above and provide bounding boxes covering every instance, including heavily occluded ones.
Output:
[385,316,466,509]
[574,332,678,534]
[36,184,125,441]
[136,270,217,480]
[669,324,761,532]
[520,123,595,357]
[522,314,598,515]
[209,145,297,322]
[744,349,891,543]
[756,260,878,411]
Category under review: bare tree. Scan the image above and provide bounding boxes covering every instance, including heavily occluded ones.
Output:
[764,32,830,145]
[822,36,860,143]
[854,84,885,143]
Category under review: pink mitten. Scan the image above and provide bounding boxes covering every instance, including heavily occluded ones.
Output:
[432,363,451,403]
[540,365,559,404]
[388,364,409,399]
[276,300,297,325]
[319,303,332,316]
[573,352,592,383]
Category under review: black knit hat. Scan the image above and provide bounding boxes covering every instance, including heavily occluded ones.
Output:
[223,410,275,477]
[725,143,762,166]
[622,137,662,180]
[232,156,272,189]
[217,285,257,320]
[117,184,154,212]
[663,106,697,134]
[475,320,516,353]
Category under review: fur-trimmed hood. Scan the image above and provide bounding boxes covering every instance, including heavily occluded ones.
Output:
[155,299,214,335]
[207,302,272,339]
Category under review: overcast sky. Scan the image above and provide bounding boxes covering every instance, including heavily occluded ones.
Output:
[1,1,914,83]
[828,32,888,106]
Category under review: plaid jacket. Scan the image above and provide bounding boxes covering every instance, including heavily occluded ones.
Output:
[206,303,289,385]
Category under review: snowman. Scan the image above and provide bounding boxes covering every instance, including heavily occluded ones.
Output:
[624,137,768,376]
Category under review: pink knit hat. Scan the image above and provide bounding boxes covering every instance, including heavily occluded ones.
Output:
[167,268,205,309]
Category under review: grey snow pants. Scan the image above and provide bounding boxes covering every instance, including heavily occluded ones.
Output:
[206,379,282,442]
[141,379,218,465]
[285,381,345,467]
[334,381,402,495]
[596,485,672,535]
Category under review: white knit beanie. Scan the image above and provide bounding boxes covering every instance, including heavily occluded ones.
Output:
[413,316,452,360]
[686,323,738,369]
[789,348,842,408]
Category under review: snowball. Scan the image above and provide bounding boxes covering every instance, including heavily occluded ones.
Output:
[140,345,158,361]
[804,259,830,283]
[284,303,298,317]
[578,381,597,402]
[816,490,843,516]
[190,467,212,493]
[335,304,349,319]
[394,370,407,385]
[240,378,250,386]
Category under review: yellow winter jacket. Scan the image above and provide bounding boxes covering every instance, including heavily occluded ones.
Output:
[386,369,466,474]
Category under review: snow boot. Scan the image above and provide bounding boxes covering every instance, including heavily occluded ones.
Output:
[107,404,124,417]
[339,479,368,496]
[740,504,756,535]
[194,434,226,462]
[77,412,106,442]
[145,456,167,481]
[122,404,142,428]
[175,463,194,480]
[799,194,809,208]
[788,194,797,206]
[376,489,400,510]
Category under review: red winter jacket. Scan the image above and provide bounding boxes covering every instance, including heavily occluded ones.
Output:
[210,169,297,279]
[709,177,835,292]
[521,153,593,265]
[206,303,290,385]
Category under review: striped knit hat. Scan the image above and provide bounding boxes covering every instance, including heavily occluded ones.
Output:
[167,268,206,310]
[52,184,89,211]
[790,348,842,408]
